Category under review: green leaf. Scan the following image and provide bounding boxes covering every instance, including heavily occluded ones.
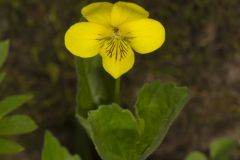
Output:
[0,94,33,118]
[42,131,81,160]
[76,56,113,160]
[87,81,189,160]
[0,115,37,136]
[0,40,9,69]
[210,137,239,160]
[0,138,24,154]
[88,104,140,160]
[75,56,114,118]
[135,82,189,159]
[185,151,208,160]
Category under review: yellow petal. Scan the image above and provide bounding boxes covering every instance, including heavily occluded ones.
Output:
[100,38,135,79]
[120,18,165,54]
[111,1,149,27]
[65,22,110,58]
[81,2,113,26]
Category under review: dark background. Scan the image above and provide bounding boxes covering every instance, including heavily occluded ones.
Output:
[0,0,240,159]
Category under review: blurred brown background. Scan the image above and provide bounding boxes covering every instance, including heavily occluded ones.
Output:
[0,0,240,159]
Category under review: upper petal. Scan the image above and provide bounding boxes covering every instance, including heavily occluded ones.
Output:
[120,18,165,54]
[111,1,149,27]
[65,22,110,58]
[81,2,113,26]
[99,39,135,79]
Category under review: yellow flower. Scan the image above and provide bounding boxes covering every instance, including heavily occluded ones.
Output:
[65,1,165,79]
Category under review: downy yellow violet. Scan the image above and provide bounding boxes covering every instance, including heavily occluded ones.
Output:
[65,1,165,78]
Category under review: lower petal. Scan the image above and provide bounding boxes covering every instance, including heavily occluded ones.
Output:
[120,18,165,54]
[65,22,110,58]
[100,39,135,79]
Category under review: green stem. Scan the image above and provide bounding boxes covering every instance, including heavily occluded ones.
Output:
[114,78,121,103]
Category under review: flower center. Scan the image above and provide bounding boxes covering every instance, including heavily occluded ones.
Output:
[112,27,121,38]
[97,27,131,62]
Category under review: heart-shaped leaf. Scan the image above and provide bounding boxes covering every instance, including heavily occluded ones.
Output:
[87,81,189,160]
[87,104,140,160]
